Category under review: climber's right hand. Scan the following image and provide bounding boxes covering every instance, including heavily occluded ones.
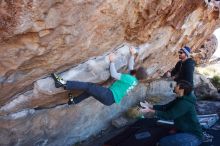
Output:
[109,53,116,62]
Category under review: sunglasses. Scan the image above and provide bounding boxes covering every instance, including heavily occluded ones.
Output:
[178,51,184,54]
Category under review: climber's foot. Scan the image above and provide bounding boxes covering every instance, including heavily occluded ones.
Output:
[68,92,75,105]
[51,73,65,88]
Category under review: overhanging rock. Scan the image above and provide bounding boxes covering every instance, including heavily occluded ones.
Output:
[34,44,131,95]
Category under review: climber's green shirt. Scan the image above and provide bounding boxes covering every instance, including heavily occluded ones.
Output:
[109,74,138,104]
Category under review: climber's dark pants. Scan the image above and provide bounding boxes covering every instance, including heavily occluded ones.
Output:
[66,81,115,105]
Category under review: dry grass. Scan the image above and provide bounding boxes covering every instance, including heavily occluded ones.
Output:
[126,107,142,119]
[196,64,220,78]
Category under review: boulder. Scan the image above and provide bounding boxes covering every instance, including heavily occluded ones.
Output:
[194,73,220,100]
[0,0,219,145]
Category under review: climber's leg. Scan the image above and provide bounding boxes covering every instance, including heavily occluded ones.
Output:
[66,81,115,106]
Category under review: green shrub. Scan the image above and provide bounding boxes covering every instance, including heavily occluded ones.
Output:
[211,75,220,88]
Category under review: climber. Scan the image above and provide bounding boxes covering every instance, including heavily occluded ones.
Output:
[165,46,195,86]
[51,47,147,105]
[140,80,203,146]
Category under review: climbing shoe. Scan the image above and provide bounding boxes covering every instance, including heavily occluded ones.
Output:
[51,73,65,88]
[68,92,75,105]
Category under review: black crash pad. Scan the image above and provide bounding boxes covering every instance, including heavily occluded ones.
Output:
[104,118,220,146]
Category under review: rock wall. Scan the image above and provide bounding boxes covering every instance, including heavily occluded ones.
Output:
[0,0,219,145]
[192,34,218,65]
